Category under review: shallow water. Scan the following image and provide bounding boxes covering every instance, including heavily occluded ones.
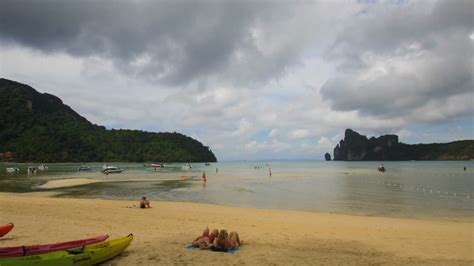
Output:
[1,161,473,220]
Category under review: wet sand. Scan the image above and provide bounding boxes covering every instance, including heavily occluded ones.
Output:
[0,193,472,265]
[37,178,101,189]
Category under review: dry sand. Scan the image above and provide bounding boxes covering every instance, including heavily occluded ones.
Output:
[0,193,472,265]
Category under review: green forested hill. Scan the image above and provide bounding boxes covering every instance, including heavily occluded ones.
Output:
[0,78,217,162]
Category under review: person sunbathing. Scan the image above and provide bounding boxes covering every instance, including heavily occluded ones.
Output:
[228,231,243,247]
[192,227,218,249]
[211,229,243,252]
[139,196,151,208]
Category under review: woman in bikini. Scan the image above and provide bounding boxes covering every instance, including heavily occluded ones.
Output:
[228,231,243,247]
[192,227,218,249]
[211,229,243,252]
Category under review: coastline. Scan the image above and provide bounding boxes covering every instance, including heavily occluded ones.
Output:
[0,193,472,265]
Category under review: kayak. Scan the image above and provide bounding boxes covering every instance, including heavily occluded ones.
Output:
[0,235,109,258]
[0,234,133,266]
[0,223,14,238]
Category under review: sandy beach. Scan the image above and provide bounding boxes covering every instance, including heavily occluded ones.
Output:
[0,193,472,265]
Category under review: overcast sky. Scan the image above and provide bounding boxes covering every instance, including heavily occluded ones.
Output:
[1,0,473,161]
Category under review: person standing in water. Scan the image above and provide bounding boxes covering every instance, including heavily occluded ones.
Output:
[202,171,207,184]
[269,167,272,177]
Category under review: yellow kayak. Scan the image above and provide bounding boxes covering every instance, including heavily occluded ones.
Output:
[0,234,133,266]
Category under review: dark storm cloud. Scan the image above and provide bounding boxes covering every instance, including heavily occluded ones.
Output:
[0,0,301,86]
[321,0,474,119]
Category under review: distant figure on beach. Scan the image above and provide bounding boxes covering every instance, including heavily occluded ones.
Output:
[202,171,207,183]
[139,196,151,208]
[378,164,385,172]
[269,167,272,177]
[464,166,466,171]
[192,227,218,249]
[211,229,243,252]
[216,168,218,174]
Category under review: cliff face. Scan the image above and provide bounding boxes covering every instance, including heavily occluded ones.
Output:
[333,129,473,161]
[334,129,398,160]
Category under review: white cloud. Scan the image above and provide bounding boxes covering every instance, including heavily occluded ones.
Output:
[396,129,413,139]
[1,1,472,161]
[268,129,278,138]
[290,129,311,139]
[317,136,334,150]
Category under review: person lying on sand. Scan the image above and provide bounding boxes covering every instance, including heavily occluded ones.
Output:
[139,196,151,208]
[192,227,218,249]
[210,229,243,252]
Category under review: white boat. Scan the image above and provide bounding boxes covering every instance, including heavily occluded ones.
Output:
[103,168,124,174]
[182,163,192,170]
[6,167,20,173]
[77,165,91,171]
[102,166,124,174]
[38,164,48,171]
[151,163,164,168]
[28,166,37,174]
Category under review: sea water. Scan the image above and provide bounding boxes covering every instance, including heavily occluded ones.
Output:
[0,161,472,220]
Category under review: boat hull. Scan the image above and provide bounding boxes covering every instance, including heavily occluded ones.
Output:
[102,169,124,174]
[0,235,109,258]
[5,168,19,173]
[0,223,14,238]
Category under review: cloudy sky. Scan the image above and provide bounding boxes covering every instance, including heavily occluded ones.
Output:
[0,0,473,161]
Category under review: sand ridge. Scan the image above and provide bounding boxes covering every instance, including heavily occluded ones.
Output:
[37,178,102,189]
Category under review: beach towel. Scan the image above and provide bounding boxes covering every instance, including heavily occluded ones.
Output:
[185,244,239,254]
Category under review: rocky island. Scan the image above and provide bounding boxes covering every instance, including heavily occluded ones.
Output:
[332,129,473,161]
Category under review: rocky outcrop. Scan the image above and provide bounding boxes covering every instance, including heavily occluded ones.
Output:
[324,153,331,161]
[332,129,473,161]
[333,129,398,160]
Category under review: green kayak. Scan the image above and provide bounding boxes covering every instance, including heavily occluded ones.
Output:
[0,234,133,266]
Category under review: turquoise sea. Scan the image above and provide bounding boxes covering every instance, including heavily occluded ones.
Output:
[1,161,472,220]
